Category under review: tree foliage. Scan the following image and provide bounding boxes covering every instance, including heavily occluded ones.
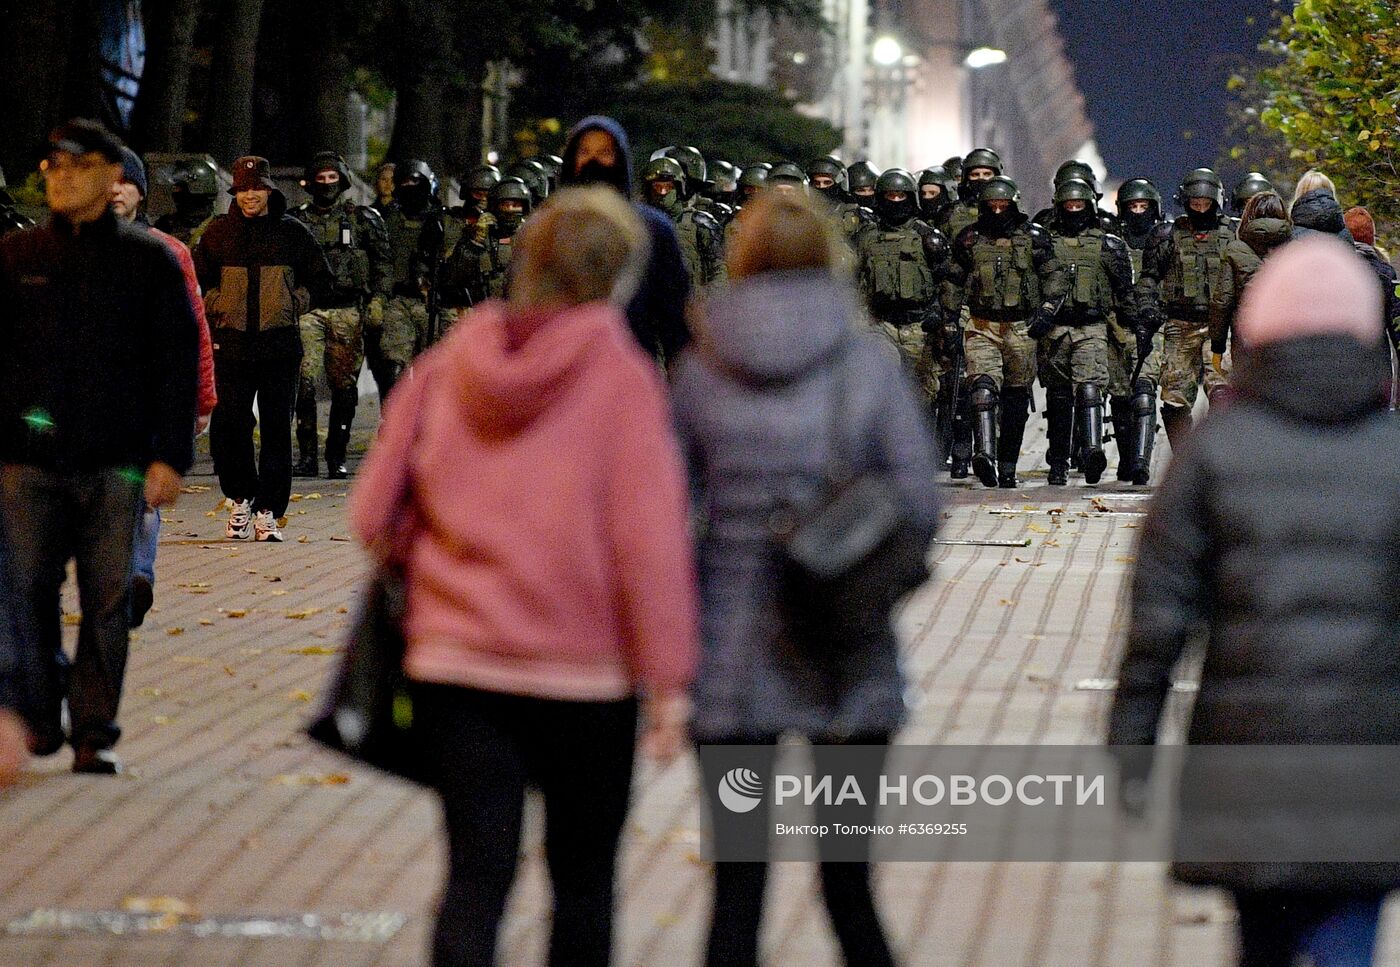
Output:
[1246,0,1399,246]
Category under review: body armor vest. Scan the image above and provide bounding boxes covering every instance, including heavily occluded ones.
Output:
[968,232,1038,313]
[864,224,937,309]
[294,203,372,297]
[1053,231,1113,314]
[1164,223,1232,309]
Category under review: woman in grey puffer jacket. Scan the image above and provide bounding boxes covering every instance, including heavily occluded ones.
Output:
[672,193,941,967]
[1109,236,1400,967]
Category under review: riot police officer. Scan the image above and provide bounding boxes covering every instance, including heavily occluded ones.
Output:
[855,168,950,409]
[766,161,809,197]
[289,151,393,479]
[529,154,564,194]
[705,160,740,220]
[846,160,879,208]
[942,175,1063,489]
[1033,160,1119,235]
[443,176,532,306]
[376,159,445,397]
[939,147,1002,242]
[1033,179,1133,486]
[1133,168,1235,447]
[736,163,771,208]
[641,157,726,292]
[1230,171,1274,218]
[1111,178,1166,484]
[154,162,218,246]
[438,164,500,314]
[506,159,550,209]
[918,165,958,224]
[809,155,873,243]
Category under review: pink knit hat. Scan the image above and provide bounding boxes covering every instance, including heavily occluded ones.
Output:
[1236,234,1383,347]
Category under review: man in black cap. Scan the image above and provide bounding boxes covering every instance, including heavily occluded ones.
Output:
[0,119,200,773]
[193,156,331,544]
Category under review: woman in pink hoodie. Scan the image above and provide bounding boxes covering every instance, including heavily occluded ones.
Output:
[352,186,699,967]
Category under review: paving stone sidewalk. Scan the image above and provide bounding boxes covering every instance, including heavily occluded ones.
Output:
[2,410,1396,966]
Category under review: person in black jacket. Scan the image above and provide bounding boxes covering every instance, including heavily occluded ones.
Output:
[1108,236,1400,967]
[194,156,331,543]
[0,120,199,774]
[558,116,691,366]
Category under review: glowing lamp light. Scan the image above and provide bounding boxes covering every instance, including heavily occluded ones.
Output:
[872,35,904,67]
[963,46,1008,69]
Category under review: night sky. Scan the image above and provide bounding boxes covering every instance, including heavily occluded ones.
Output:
[1048,0,1278,209]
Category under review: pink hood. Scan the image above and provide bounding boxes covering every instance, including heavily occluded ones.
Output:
[1237,235,1383,348]
[351,299,699,701]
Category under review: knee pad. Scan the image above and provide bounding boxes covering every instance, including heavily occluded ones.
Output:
[1075,383,1103,408]
[970,376,998,412]
[1131,391,1156,418]
[1133,378,1156,398]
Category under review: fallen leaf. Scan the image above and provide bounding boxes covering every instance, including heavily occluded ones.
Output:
[284,608,323,620]
[199,619,214,626]
[1042,539,1060,548]
[224,609,248,619]
[173,656,210,665]
[289,494,304,502]
[336,607,348,615]
[223,665,236,676]
[1027,523,1051,534]
[330,535,352,542]
[244,568,259,575]
[270,772,350,787]
[287,645,341,655]
[277,516,289,527]
[62,613,83,626]
[140,687,165,697]
[180,485,211,494]
[297,535,310,544]
[305,493,322,500]
[166,627,184,636]
[288,689,314,702]
[1115,556,1136,564]
[240,648,264,656]
[151,715,173,725]
[120,896,200,920]
[998,599,1017,606]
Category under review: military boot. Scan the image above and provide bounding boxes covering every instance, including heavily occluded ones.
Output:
[1044,388,1073,485]
[969,376,999,489]
[1160,404,1192,451]
[293,383,319,477]
[324,388,358,480]
[1111,398,1135,481]
[998,387,1031,488]
[1076,383,1107,485]
[1130,382,1158,486]
[950,393,973,478]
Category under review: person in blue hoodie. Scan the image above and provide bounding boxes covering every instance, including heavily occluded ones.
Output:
[558,116,692,366]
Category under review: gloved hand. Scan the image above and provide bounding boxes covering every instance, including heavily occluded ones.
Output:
[1027,305,1056,340]
[1135,326,1155,365]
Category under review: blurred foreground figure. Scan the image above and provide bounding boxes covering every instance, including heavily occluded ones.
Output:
[352,186,698,967]
[1109,236,1400,967]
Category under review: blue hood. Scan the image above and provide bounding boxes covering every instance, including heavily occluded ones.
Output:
[560,115,634,195]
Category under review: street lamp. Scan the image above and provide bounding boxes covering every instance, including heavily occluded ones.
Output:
[872,35,904,67]
[963,46,1008,69]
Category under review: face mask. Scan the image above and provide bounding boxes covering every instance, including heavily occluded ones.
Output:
[1187,203,1217,229]
[876,197,916,226]
[397,181,429,212]
[920,193,946,219]
[813,183,843,205]
[310,179,342,206]
[1059,206,1094,234]
[962,179,987,204]
[649,187,682,213]
[173,192,209,215]
[575,159,621,190]
[1121,210,1154,236]
[494,211,523,237]
[980,206,1015,233]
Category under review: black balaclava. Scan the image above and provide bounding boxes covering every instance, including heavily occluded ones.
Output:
[1058,204,1096,236]
[397,177,430,214]
[876,193,917,228]
[309,171,345,208]
[1187,201,1219,231]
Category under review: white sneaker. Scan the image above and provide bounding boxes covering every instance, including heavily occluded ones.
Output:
[253,510,284,543]
[226,499,253,540]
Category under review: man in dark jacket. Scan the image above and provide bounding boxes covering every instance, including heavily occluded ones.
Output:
[1109,236,1400,966]
[194,156,331,543]
[559,116,691,365]
[0,120,199,773]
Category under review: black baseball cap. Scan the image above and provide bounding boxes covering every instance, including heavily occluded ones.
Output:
[47,119,126,163]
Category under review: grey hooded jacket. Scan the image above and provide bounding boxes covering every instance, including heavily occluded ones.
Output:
[671,269,942,741]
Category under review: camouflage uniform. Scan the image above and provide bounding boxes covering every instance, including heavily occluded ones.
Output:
[943,179,1063,489]
[855,210,949,403]
[379,198,445,368]
[288,185,393,478]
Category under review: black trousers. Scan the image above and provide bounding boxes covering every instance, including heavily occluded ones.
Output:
[412,683,639,967]
[699,734,896,967]
[210,331,302,517]
[0,465,143,748]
